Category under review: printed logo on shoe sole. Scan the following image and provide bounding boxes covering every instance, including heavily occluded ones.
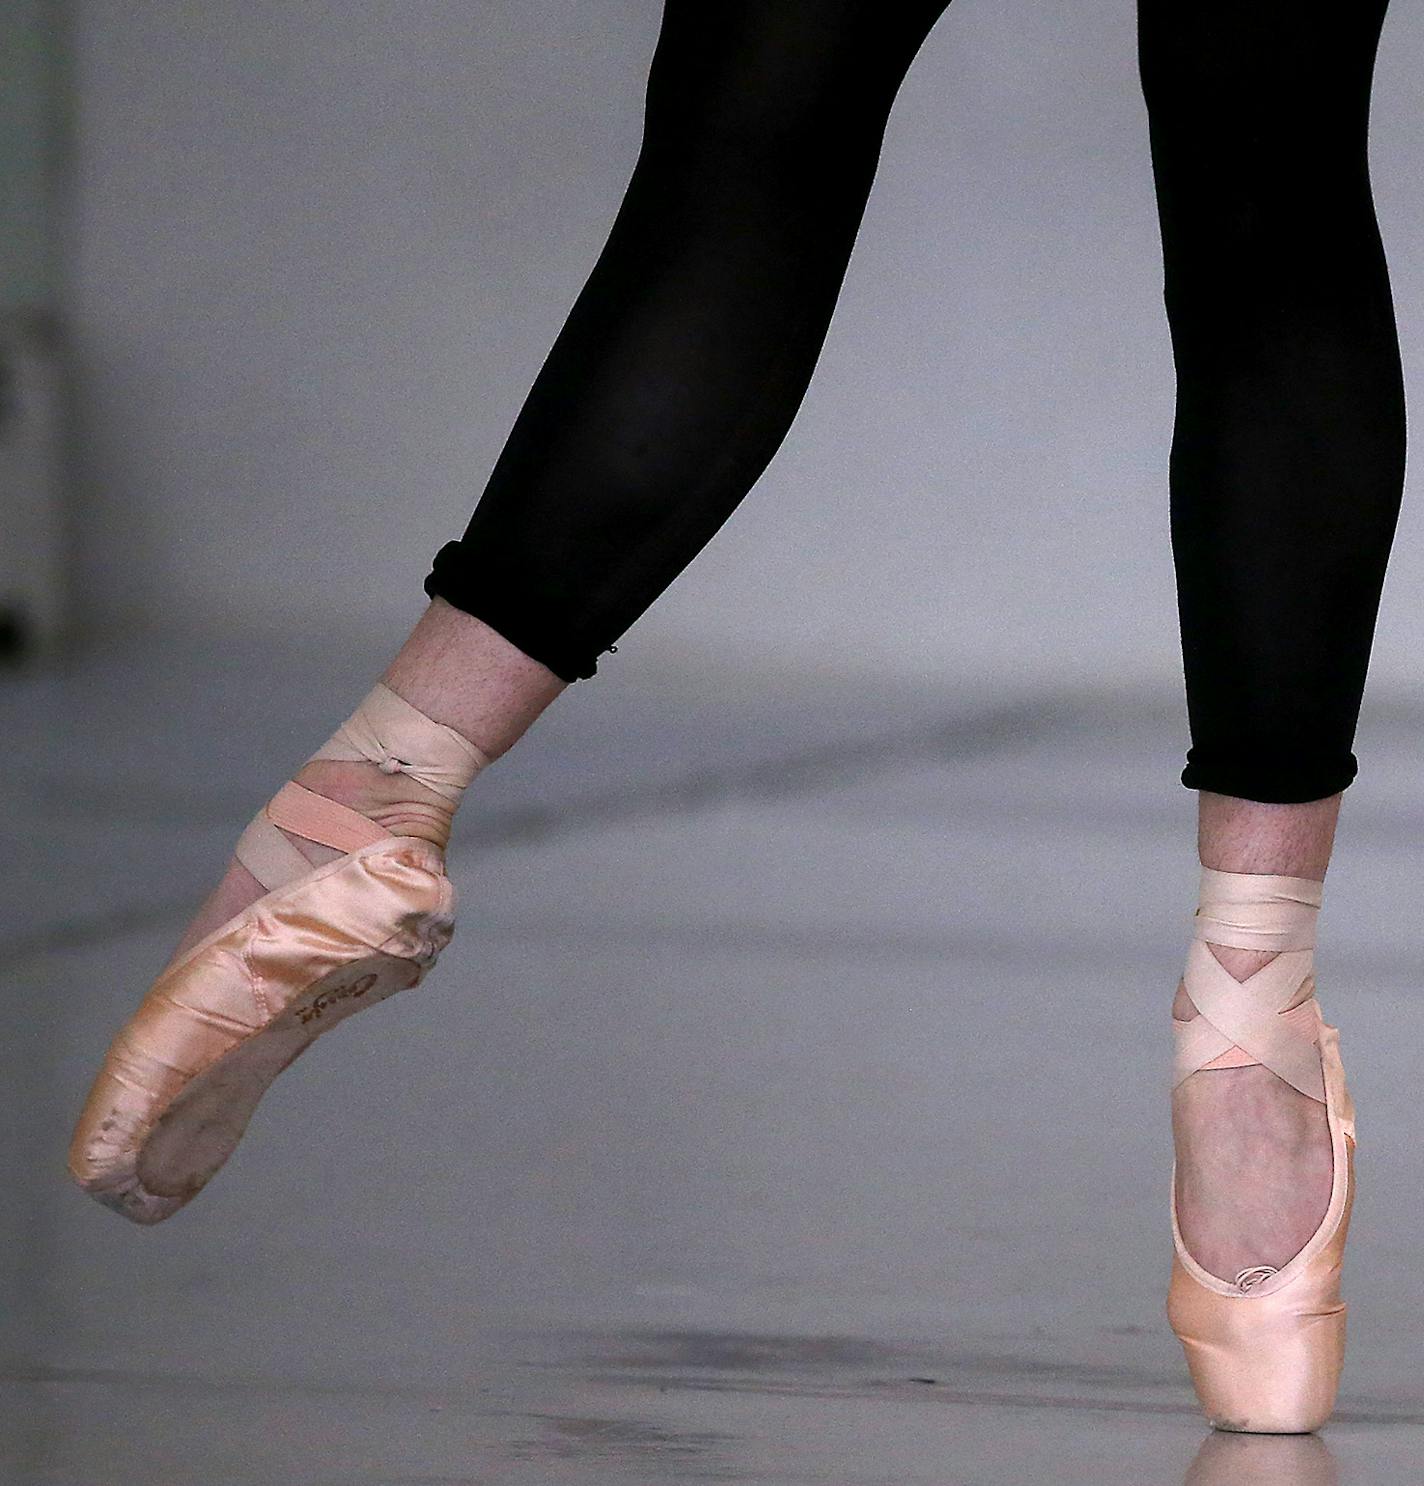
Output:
[297,972,380,1025]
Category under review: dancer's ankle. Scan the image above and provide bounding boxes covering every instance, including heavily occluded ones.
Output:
[285,679,493,855]
[292,759,458,850]
[380,598,568,761]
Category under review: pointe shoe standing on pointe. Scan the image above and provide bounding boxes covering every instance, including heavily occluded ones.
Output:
[68,683,489,1225]
[1169,867,1356,1434]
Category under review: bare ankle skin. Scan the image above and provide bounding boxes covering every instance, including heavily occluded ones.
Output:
[1197,790,1340,883]
[380,597,568,760]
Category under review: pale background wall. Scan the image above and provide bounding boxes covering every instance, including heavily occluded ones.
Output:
[65,0,1424,694]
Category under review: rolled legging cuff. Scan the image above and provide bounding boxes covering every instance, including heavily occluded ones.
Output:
[1180,748,1358,805]
[422,540,602,684]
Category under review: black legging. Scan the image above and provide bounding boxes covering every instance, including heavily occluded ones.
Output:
[424,0,1406,806]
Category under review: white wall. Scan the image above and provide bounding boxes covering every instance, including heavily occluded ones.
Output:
[68,0,1424,694]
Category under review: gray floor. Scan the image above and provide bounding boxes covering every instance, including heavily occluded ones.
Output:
[7,631,1424,1483]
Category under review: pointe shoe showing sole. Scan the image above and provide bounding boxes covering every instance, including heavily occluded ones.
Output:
[1169,868,1356,1435]
[68,787,456,1225]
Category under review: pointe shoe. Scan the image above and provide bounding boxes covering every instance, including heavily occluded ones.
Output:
[1169,867,1356,1434]
[68,683,489,1224]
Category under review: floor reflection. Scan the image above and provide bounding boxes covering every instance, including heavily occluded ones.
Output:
[1185,1430,1338,1485]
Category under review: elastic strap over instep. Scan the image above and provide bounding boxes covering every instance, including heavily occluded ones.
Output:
[264,781,392,853]
[233,782,392,893]
[233,812,311,892]
[308,682,491,804]
[1174,867,1327,1104]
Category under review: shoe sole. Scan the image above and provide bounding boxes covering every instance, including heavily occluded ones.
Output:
[71,950,424,1225]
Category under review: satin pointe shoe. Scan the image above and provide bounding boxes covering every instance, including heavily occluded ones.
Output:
[68,682,489,1225]
[1169,867,1356,1434]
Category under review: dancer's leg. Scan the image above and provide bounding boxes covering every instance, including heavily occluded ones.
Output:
[1139,0,1404,1277]
[171,0,951,958]
[79,3,965,1222]
[1141,0,1405,805]
[422,0,954,682]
